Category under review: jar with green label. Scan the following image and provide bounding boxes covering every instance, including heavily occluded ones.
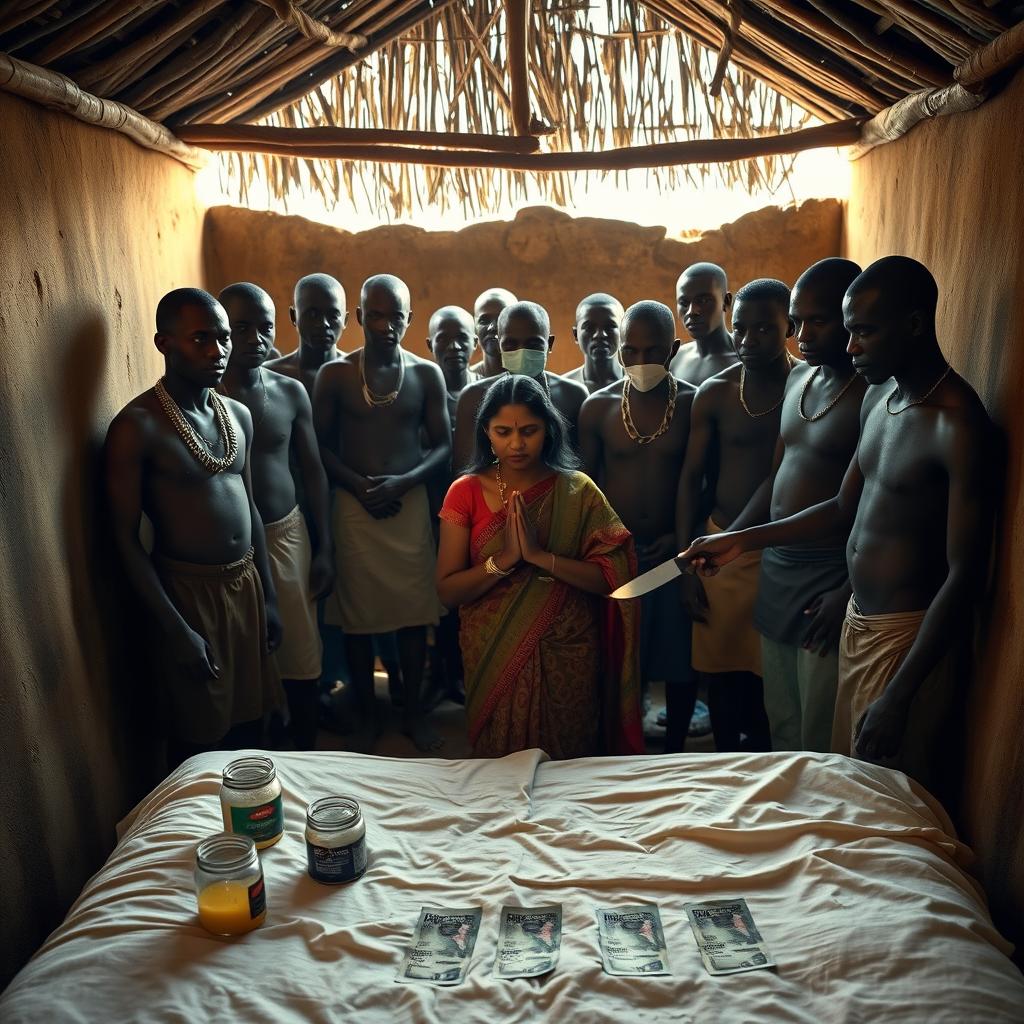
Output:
[220,755,284,849]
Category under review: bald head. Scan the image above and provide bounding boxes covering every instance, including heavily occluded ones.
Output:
[219,282,276,367]
[794,258,862,306]
[847,255,938,321]
[677,262,728,293]
[622,300,676,345]
[156,287,222,335]
[360,273,411,310]
[358,273,412,348]
[676,263,731,339]
[498,300,551,339]
[474,287,517,317]
[429,304,475,335]
[575,292,624,322]
[293,273,344,307]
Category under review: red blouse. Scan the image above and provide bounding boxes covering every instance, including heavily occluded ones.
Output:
[439,473,556,553]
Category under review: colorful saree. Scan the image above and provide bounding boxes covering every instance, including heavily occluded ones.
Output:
[441,470,642,758]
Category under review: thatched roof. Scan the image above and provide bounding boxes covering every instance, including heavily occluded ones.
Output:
[0,0,1019,217]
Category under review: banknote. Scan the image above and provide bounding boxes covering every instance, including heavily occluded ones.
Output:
[494,905,562,978]
[396,906,482,986]
[684,898,776,975]
[595,904,670,976]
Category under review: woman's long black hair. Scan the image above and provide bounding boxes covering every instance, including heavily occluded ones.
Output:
[462,374,581,475]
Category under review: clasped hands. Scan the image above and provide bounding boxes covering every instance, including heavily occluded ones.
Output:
[495,491,549,572]
[357,473,409,519]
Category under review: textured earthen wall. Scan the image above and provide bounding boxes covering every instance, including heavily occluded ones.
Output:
[203,199,842,374]
[0,92,205,984]
[845,68,1024,955]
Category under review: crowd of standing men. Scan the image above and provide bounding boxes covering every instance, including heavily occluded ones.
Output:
[104,252,991,802]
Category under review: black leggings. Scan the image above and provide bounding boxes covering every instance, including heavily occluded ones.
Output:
[705,672,771,752]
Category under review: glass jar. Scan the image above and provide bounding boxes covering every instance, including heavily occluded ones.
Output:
[305,796,367,884]
[220,755,284,849]
[194,833,267,935]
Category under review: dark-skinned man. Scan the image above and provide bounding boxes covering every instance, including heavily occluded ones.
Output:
[469,286,517,379]
[670,262,739,385]
[675,279,797,753]
[218,282,335,750]
[564,293,625,394]
[579,300,697,752]
[425,305,479,704]
[265,273,348,398]
[313,274,451,752]
[265,272,349,713]
[726,259,865,752]
[681,256,991,800]
[105,288,282,768]
[453,301,588,472]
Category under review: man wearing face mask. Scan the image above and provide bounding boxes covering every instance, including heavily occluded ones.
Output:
[579,301,698,752]
[564,293,625,394]
[453,300,588,473]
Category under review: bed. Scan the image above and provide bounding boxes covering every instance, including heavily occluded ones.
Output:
[2,749,1022,1022]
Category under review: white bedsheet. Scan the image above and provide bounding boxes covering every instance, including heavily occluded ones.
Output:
[2,750,1021,1022]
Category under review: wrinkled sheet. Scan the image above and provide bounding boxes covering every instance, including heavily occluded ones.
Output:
[2,750,1022,1022]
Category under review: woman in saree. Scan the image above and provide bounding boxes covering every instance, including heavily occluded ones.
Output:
[436,375,642,758]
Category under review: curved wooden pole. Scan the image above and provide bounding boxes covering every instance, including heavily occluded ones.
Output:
[189,118,865,169]
[177,123,542,154]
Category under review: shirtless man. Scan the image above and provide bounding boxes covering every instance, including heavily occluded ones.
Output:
[726,260,865,752]
[313,274,451,751]
[681,257,990,796]
[670,262,739,385]
[425,305,479,704]
[218,282,335,750]
[564,293,624,394]
[453,301,588,472]
[579,300,697,752]
[105,288,282,767]
[675,279,796,752]
[265,273,348,397]
[469,287,517,379]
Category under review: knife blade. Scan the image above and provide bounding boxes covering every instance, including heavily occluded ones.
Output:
[609,556,683,599]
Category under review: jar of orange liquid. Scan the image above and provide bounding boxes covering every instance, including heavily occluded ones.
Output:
[194,833,267,936]
[220,755,284,849]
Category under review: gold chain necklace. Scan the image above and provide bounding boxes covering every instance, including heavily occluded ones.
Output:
[495,462,551,518]
[154,378,238,474]
[739,351,795,418]
[886,363,951,416]
[360,347,405,407]
[621,375,678,444]
[798,366,859,422]
[218,368,267,429]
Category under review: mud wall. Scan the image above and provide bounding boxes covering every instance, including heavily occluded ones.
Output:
[845,67,1024,956]
[0,92,205,984]
[203,199,842,374]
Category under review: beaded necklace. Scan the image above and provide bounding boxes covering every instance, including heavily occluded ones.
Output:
[360,347,405,407]
[154,378,238,474]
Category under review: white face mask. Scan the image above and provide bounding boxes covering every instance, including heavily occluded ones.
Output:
[622,361,669,392]
[502,348,548,377]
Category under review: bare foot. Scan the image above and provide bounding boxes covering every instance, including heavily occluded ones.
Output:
[404,717,444,753]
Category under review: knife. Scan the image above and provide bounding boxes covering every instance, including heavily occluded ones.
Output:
[610,556,685,599]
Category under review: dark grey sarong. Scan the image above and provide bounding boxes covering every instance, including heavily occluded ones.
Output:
[753,545,849,646]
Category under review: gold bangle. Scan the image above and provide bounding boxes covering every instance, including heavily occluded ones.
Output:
[550,552,556,574]
[485,555,513,577]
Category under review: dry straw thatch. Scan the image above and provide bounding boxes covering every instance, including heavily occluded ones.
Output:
[0,0,1017,219]
[220,0,820,218]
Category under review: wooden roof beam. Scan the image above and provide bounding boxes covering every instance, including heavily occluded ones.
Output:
[505,0,532,136]
[188,116,864,167]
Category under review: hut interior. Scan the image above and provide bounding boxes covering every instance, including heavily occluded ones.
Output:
[1,0,1022,989]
